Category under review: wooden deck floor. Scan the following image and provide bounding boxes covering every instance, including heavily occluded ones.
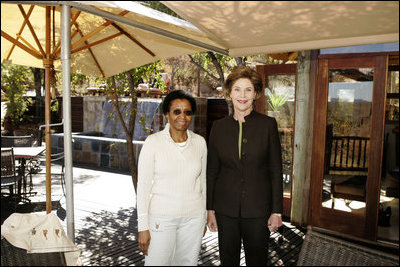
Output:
[1,164,306,266]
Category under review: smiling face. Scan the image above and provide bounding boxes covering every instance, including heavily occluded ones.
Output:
[165,98,193,133]
[229,78,257,116]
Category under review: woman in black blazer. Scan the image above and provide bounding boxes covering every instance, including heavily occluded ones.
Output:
[207,66,283,266]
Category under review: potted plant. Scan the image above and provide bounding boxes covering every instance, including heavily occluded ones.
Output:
[266,89,289,117]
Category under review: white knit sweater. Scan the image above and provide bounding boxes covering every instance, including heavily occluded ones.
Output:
[137,123,207,232]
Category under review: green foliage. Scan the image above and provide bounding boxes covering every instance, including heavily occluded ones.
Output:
[104,61,166,95]
[193,53,237,70]
[138,115,151,135]
[193,52,238,79]
[50,99,59,112]
[1,63,34,127]
[266,89,289,111]
[71,73,89,95]
[140,1,182,18]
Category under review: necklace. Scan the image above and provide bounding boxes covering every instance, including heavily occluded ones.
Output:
[175,140,188,151]
[176,141,187,147]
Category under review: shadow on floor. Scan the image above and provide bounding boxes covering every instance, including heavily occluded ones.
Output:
[1,198,306,266]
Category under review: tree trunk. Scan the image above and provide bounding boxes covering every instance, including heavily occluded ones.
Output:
[31,67,44,123]
[109,74,138,193]
[126,135,138,191]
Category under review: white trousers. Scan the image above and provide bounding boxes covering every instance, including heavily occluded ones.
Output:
[144,214,206,266]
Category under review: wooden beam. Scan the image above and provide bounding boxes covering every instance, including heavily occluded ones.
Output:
[18,4,46,57]
[111,22,155,57]
[6,5,34,60]
[16,33,42,56]
[1,30,42,59]
[291,50,312,226]
[44,6,52,215]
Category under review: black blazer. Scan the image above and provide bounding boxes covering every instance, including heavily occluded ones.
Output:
[207,110,283,218]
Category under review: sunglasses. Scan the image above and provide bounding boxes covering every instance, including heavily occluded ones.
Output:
[172,109,193,116]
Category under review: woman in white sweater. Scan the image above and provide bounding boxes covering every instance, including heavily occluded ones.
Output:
[137,90,207,266]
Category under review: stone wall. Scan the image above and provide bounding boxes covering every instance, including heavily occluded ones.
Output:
[53,96,209,171]
[83,96,208,139]
[51,134,144,171]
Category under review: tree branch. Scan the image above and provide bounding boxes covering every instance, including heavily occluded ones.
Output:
[188,55,220,83]
[207,52,224,85]
[110,76,129,135]
[127,71,137,138]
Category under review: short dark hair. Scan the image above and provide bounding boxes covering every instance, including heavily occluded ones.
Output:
[224,66,263,99]
[162,90,197,115]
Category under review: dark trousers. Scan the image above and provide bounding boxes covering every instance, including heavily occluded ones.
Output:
[215,213,270,266]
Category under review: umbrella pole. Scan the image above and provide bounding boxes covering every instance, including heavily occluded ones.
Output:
[61,4,75,241]
[44,6,52,214]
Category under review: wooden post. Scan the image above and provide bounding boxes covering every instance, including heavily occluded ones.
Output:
[290,50,318,226]
[44,6,52,214]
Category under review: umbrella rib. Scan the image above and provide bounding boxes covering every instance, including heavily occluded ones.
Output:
[1,30,42,59]
[15,34,42,56]
[71,21,106,78]
[17,4,46,57]
[52,10,81,57]
[53,31,79,58]
[71,32,123,54]
[72,3,229,56]
[70,10,129,51]
[6,5,35,60]
[111,22,155,57]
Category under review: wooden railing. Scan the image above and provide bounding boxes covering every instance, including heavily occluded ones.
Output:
[328,136,369,173]
[324,134,370,206]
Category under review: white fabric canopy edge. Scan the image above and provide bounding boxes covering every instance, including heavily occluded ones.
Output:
[229,33,399,57]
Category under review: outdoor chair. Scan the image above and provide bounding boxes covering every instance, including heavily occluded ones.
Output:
[1,135,36,148]
[31,151,66,197]
[1,237,66,266]
[1,135,39,190]
[324,124,369,208]
[1,148,23,211]
[297,226,399,266]
[27,122,64,192]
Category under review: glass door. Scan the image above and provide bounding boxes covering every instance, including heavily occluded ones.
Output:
[322,67,373,213]
[378,56,399,243]
[256,64,297,218]
[310,54,388,240]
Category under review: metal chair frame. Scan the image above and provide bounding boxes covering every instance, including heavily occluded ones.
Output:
[1,148,23,209]
[32,150,66,198]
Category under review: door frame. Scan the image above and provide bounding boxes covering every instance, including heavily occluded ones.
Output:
[309,52,394,240]
[256,64,297,219]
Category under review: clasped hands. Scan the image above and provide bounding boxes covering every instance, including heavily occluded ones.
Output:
[207,210,282,232]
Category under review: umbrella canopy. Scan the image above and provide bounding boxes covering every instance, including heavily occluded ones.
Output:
[1,1,226,240]
[163,1,399,56]
[1,1,226,78]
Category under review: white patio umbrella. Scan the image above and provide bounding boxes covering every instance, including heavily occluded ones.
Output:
[163,1,399,56]
[1,1,227,240]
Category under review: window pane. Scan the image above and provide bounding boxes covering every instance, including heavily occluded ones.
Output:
[265,74,295,197]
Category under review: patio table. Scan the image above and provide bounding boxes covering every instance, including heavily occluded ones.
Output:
[1,147,45,198]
